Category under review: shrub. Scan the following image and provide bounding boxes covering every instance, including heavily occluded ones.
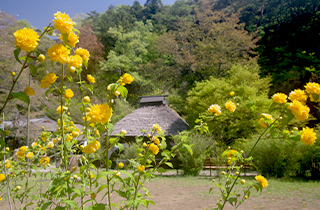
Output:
[174,132,213,176]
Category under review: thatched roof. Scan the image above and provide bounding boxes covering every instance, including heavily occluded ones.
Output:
[112,96,189,136]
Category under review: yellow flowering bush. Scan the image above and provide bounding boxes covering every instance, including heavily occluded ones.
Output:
[255,175,268,188]
[75,47,90,62]
[53,11,75,34]
[87,103,112,124]
[225,101,236,112]
[64,88,74,99]
[68,54,83,69]
[87,74,96,84]
[300,127,317,146]
[208,104,221,115]
[272,92,287,104]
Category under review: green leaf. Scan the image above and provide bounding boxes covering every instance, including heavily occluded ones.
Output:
[164,162,173,168]
[61,200,79,209]
[29,65,37,76]
[312,94,319,102]
[45,88,56,99]
[9,92,30,104]
[14,48,22,63]
[157,167,166,173]
[228,197,237,206]
[67,74,73,82]
[62,33,69,44]
[85,84,93,94]
[40,202,53,210]
[0,139,5,151]
[117,85,128,98]
[86,204,107,210]
[182,143,193,156]
[281,109,295,128]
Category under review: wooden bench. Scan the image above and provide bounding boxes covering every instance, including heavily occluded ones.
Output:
[204,158,251,176]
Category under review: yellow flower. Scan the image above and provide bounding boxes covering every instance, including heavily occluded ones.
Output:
[40,73,58,88]
[259,113,273,128]
[66,135,73,142]
[0,174,5,182]
[119,73,134,85]
[83,96,90,103]
[120,129,127,135]
[0,196,2,201]
[82,140,100,154]
[118,162,124,169]
[225,101,236,112]
[26,152,34,159]
[38,54,45,62]
[24,86,35,96]
[208,104,221,115]
[305,82,320,102]
[48,141,54,149]
[56,106,65,114]
[138,165,145,172]
[5,162,10,169]
[272,93,287,104]
[47,43,70,64]
[87,103,112,125]
[152,123,162,131]
[39,157,50,166]
[13,28,39,52]
[289,89,307,103]
[90,173,94,179]
[69,66,76,73]
[230,91,235,96]
[16,150,25,158]
[227,150,238,158]
[20,146,28,152]
[53,11,75,34]
[94,129,100,137]
[72,131,80,137]
[64,89,74,99]
[87,74,95,84]
[148,143,159,155]
[301,127,316,146]
[60,31,79,47]
[31,142,38,147]
[68,54,83,69]
[255,175,268,188]
[153,136,160,146]
[75,48,90,62]
[288,100,310,121]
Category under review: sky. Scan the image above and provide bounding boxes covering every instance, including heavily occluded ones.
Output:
[1,0,176,30]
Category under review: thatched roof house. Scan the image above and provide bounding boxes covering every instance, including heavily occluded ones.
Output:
[112,95,189,138]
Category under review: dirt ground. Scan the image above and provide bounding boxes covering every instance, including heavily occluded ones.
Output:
[1,170,320,210]
[140,176,320,210]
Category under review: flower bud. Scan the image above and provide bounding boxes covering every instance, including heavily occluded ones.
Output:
[241,179,246,184]
[11,72,16,77]
[38,54,45,62]
[83,96,90,103]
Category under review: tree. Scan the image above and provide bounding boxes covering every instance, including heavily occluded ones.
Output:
[185,62,272,145]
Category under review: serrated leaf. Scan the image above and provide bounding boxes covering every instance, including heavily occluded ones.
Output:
[29,65,37,76]
[157,167,166,173]
[164,162,173,168]
[312,93,319,102]
[10,92,30,104]
[14,48,22,63]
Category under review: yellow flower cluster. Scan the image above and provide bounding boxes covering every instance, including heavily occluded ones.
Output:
[13,28,39,52]
[64,89,74,99]
[300,127,316,146]
[272,93,287,104]
[152,123,162,132]
[305,82,320,102]
[288,100,309,121]
[148,143,159,155]
[120,129,127,135]
[225,101,236,112]
[39,157,50,166]
[152,136,160,147]
[208,104,221,115]
[47,43,70,64]
[87,103,113,125]
[26,152,34,159]
[40,73,58,88]
[255,175,268,188]
[82,140,101,154]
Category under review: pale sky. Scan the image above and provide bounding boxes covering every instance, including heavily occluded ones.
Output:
[1,0,176,29]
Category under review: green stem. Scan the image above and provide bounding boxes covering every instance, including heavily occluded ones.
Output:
[220,116,281,210]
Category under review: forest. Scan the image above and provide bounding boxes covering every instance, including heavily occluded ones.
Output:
[1,0,320,145]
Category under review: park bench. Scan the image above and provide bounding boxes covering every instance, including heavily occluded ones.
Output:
[204,158,251,176]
